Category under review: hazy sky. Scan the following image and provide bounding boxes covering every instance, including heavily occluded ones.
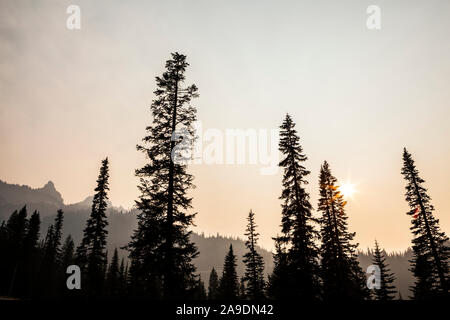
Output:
[1,0,449,251]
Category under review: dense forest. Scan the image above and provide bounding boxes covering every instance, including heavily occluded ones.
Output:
[0,53,448,301]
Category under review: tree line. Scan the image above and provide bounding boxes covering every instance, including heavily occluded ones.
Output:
[0,52,448,300]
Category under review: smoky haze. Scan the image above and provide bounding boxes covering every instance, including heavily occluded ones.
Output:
[0,0,449,252]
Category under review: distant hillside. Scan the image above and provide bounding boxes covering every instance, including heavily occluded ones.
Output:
[192,233,274,282]
[0,179,414,298]
[0,180,63,220]
[0,179,274,280]
[358,249,414,299]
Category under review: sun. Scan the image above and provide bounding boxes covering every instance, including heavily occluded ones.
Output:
[339,182,356,199]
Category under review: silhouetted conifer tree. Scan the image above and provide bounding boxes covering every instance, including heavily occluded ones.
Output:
[118,258,127,298]
[60,235,75,268]
[76,157,110,297]
[127,52,199,299]
[274,114,321,300]
[371,240,396,300]
[21,210,40,297]
[0,207,30,296]
[317,161,369,300]
[43,225,54,254]
[7,207,27,249]
[401,148,449,299]
[267,237,289,299]
[242,210,265,299]
[58,234,75,297]
[239,277,246,299]
[105,248,120,298]
[24,211,40,252]
[53,210,64,255]
[192,278,207,299]
[208,267,219,300]
[40,209,64,298]
[218,245,239,300]
[6,207,27,297]
[0,209,24,295]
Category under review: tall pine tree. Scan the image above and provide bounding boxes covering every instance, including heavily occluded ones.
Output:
[371,240,396,300]
[127,52,199,299]
[242,210,266,300]
[76,157,110,297]
[401,148,449,299]
[274,114,321,300]
[317,161,369,300]
[218,245,239,300]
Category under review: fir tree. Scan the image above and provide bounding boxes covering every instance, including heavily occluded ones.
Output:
[58,235,75,297]
[238,277,246,299]
[371,240,396,300]
[42,209,64,265]
[275,114,321,300]
[317,161,369,300]
[207,267,219,300]
[242,210,265,300]
[6,207,27,245]
[6,207,28,261]
[2,207,28,296]
[218,245,239,300]
[24,211,40,254]
[118,258,127,297]
[48,209,64,263]
[127,52,199,299]
[60,235,75,268]
[40,210,64,298]
[401,148,449,299]
[76,157,110,297]
[22,210,40,297]
[267,237,289,299]
[54,210,64,253]
[43,225,54,257]
[106,248,120,298]
[192,278,207,300]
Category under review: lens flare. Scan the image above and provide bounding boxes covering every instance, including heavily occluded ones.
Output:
[339,182,356,199]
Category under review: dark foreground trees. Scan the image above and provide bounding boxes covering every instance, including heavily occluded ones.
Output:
[105,248,120,297]
[317,161,369,300]
[208,268,219,300]
[269,114,321,300]
[218,245,239,299]
[2,55,450,303]
[401,148,449,299]
[127,52,199,299]
[242,210,266,299]
[40,209,64,298]
[371,240,396,300]
[76,157,110,297]
[0,206,39,297]
[0,207,73,299]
